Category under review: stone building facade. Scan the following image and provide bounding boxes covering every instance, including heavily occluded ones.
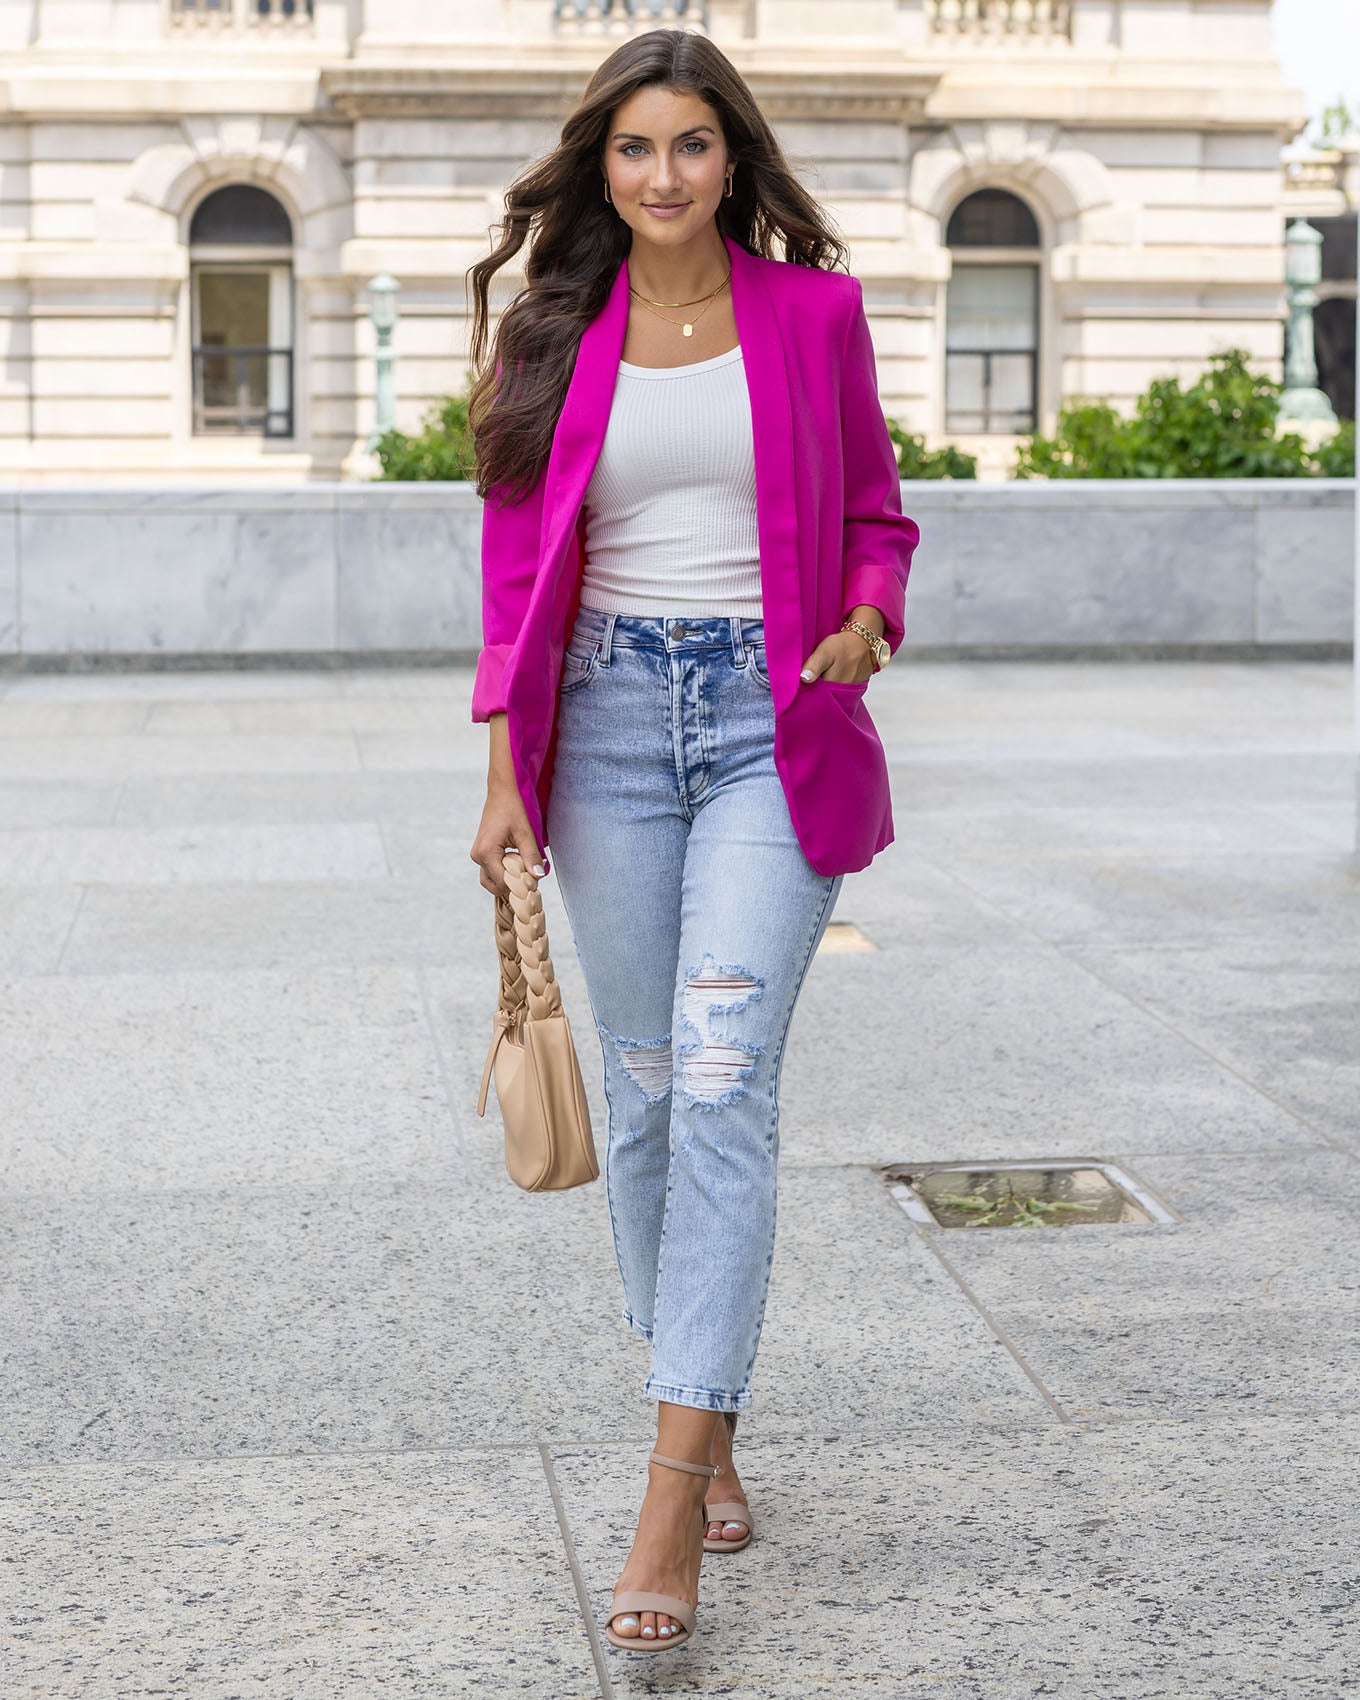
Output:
[0,0,1329,483]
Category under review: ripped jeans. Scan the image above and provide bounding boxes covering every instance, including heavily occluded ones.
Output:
[544,607,843,1412]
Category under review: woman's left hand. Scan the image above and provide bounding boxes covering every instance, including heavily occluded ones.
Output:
[799,628,877,685]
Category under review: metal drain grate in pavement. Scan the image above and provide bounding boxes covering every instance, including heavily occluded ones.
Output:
[817,921,877,954]
[879,1159,1177,1229]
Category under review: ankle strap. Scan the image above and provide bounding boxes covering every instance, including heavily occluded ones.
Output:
[649,1449,721,1478]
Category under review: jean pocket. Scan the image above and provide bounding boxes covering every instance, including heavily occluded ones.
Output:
[559,645,600,695]
[746,644,772,691]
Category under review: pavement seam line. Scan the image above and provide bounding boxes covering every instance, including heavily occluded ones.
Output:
[52,883,87,973]
[415,964,473,1185]
[13,1407,1360,1474]
[910,1224,1072,1422]
[539,1442,616,1700]
[919,851,1351,1154]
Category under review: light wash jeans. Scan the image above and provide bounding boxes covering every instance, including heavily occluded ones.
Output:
[544,607,843,1412]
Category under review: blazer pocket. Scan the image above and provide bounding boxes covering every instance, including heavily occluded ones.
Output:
[819,676,870,704]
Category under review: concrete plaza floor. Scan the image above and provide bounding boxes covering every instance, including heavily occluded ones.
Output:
[1,656,1356,1699]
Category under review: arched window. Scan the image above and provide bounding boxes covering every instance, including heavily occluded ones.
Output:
[189,184,294,437]
[945,188,1040,434]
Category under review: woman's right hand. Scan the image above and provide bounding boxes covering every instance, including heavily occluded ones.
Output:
[470,713,547,897]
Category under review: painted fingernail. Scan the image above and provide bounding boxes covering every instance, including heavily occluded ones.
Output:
[531,864,546,877]
[800,669,815,681]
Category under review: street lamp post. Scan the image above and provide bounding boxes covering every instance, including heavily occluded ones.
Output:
[1280,219,1337,426]
[366,273,401,447]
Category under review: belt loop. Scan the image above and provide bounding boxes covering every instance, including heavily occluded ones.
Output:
[600,611,617,666]
[729,616,744,666]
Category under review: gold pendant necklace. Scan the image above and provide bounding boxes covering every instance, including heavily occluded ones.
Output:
[630,272,730,337]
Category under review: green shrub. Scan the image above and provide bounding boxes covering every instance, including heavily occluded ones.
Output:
[372,390,475,481]
[1011,401,1141,479]
[1013,349,1353,480]
[1314,418,1356,478]
[885,420,977,479]
[1015,350,1302,478]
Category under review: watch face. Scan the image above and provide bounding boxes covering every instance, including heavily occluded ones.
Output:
[875,639,890,666]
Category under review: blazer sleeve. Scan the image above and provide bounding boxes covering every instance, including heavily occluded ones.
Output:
[837,276,920,653]
[471,468,546,724]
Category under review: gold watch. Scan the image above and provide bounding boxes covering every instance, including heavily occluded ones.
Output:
[841,618,890,672]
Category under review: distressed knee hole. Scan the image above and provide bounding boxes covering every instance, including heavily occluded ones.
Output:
[678,958,763,1106]
[601,1026,673,1103]
[681,1040,757,1103]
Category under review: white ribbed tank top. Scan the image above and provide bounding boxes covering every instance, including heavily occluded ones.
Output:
[578,344,763,618]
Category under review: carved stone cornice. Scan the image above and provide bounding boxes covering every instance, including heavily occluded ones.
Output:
[319,61,940,124]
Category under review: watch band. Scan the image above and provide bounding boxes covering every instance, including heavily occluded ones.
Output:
[840,618,886,672]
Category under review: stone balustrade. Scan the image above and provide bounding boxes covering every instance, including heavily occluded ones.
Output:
[925,0,1073,43]
[169,0,314,26]
[0,480,1351,664]
[553,0,709,35]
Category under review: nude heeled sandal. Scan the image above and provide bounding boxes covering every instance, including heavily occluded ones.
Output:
[704,1411,755,1554]
[603,1450,719,1655]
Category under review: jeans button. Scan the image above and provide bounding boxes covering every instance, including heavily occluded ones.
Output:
[670,622,687,641]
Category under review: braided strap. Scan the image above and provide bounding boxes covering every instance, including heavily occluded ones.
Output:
[494,851,562,1025]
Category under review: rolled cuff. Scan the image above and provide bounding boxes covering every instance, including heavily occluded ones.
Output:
[470,642,513,723]
[841,562,907,652]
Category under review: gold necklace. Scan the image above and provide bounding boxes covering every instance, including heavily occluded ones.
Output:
[629,271,731,338]
[630,268,731,308]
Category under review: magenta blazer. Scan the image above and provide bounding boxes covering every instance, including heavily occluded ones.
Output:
[471,230,920,877]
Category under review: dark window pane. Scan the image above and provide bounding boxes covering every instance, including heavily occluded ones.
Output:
[946,189,1040,249]
[190,184,292,247]
[946,263,1038,352]
[197,271,270,347]
[1308,213,1357,283]
[989,352,1037,431]
[945,349,1036,434]
[193,349,293,437]
[1314,295,1356,420]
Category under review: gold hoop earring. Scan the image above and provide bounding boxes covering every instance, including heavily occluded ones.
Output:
[724,172,734,198]
[603,179,613,205]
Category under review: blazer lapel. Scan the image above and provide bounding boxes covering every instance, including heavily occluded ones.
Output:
[537,255,631,578]
[725,233,803,711]
[536,233,804,710]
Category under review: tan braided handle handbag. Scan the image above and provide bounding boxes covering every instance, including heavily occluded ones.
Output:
[475,850,599,1192]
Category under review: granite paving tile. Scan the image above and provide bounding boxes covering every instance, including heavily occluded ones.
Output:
[773,932,1317,1166]
[0,776,124,830]
[0,699,151,737]
[0,965,460,1194]
[552,1410,1355,1697]
[0,1179,610,1464]
[0,887,84,974]
[59,880,489,975]
[927,848,1360,949]
[1066,939,1360,1148]
[0,731,363,779]
[930,1149,1360,1420]
[0,821,390,885]
[2,1448,601,1699]
[111,769,471,829]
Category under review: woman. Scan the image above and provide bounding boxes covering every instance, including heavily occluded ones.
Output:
[466,29,918,1656]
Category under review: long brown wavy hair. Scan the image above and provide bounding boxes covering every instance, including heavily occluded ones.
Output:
[466,28,849,503]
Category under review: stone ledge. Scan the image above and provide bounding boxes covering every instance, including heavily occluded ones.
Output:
[0,478,1350,659]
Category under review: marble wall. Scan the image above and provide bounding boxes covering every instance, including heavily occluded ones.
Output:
[0,480,1351,662]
